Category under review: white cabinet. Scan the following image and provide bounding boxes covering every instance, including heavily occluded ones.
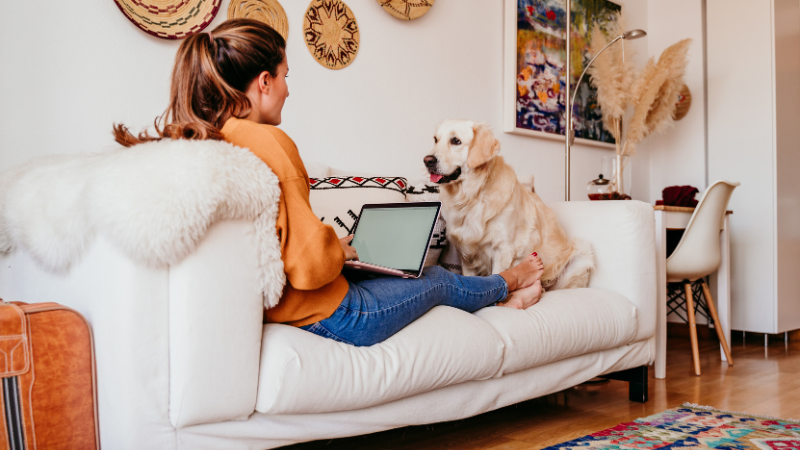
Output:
[707,0,800,334]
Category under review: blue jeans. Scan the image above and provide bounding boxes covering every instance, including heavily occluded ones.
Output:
[300,265,508,346]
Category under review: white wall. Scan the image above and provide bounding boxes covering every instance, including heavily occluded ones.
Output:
[0,0,648,204]
[644,0,709,324]
[645,0,708,203]
[3,1,741,323]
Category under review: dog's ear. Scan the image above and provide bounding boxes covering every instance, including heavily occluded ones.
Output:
[467,123,501,169]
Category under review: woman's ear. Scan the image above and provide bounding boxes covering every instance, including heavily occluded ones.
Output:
[258,71,272,95]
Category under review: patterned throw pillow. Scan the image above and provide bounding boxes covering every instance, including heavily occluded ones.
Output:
[405,178,448,268]
[437,242,463,275]
[308,176,408,238]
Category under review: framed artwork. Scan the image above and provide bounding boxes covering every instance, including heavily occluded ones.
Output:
[503,0,621,148]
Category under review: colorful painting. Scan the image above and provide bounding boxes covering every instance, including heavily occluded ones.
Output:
[510,0,620,145]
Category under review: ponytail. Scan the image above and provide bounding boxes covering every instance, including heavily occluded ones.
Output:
[113,19,286,147]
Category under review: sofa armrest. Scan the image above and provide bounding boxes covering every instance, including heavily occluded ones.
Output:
[548,201,657,342]
[0,219,266,446]
[168,220,264,427]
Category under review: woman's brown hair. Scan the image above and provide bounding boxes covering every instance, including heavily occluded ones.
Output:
[113,19,286,146]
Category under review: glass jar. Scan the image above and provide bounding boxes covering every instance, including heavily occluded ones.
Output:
[587,174,613,200]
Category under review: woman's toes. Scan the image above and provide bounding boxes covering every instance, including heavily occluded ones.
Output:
[502,254,546,291]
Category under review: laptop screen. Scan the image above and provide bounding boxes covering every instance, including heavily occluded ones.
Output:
[351,203,440,272]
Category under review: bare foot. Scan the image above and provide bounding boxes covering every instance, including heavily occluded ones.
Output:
[499,254,544,291]
[497,280,543,310]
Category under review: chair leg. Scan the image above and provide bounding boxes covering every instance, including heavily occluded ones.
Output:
[685,281,702,376]
[701,280,734,366]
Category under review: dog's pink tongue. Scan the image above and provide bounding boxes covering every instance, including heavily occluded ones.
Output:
[430,173,444,183]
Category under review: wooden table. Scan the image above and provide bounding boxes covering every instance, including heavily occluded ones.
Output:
[653,205,732,379]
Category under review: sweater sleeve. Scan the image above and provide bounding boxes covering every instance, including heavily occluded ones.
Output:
[277,176,346,290]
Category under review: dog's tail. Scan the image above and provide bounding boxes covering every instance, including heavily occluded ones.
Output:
[552,238,594,290]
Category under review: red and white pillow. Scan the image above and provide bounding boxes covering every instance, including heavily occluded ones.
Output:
[404,178,448,268]
[308,175,452,269]
[308,176,408,238]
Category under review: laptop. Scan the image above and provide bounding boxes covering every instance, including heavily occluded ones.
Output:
[343,202,441,278]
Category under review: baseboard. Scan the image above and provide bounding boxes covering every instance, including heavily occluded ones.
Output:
[670,324,800,343]
[724,329,800,344]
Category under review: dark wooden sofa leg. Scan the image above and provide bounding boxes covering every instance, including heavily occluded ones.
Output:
[600,365,649,403]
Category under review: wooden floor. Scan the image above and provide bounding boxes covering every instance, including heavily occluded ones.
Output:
[283,334,800,450]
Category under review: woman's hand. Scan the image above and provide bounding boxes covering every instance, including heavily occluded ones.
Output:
[340,235,359,261]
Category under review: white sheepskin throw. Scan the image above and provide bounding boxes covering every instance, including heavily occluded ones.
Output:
[0,139,286,308]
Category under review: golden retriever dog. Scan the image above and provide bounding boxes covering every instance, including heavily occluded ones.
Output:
[424,120,594,290]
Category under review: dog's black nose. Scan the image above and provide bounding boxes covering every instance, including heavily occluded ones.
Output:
[424,155,437,168]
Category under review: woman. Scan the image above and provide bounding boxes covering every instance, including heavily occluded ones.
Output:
[114,19,544,346]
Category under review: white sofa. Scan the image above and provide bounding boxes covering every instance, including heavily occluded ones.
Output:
[0,160,658,450]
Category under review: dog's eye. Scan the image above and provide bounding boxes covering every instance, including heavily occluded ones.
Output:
[434,136,438,144]
[450,137,462,146]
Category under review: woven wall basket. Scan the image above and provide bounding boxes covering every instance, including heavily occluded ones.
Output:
[228,0,289,41]
[673,83,692,121]
[113,0,222,40]
[376,0,434,20]
[303,0,360,70]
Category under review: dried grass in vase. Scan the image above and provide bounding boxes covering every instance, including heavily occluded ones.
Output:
[586,31,691,197]
[587,14,635,144]
[623,38,692,156]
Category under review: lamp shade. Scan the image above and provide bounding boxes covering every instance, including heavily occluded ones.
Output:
[623,29,647,40]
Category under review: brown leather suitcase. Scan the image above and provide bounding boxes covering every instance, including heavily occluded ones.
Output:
[0,300,100,450]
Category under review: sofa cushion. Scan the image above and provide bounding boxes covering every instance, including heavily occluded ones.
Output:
[255,305,504,415]
[474,288,638,377]
[547,201,656,342]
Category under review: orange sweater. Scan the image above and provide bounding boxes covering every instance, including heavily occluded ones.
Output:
[221,117,349,327]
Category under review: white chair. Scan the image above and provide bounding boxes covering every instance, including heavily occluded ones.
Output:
[666,180,739,376]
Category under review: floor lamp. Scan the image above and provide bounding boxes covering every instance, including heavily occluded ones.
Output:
[564,1,646,201]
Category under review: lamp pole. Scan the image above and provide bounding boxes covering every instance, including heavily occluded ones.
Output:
[565,0,571,201]
[562,12,646,201]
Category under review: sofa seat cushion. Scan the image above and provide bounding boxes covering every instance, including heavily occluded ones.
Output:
[255,305,505,415]
[474,288,638,377]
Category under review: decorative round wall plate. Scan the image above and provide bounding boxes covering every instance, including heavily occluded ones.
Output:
[303,0,359,70]
[113,0,222,40]
[376,0,434,20]
[228,0,288,41]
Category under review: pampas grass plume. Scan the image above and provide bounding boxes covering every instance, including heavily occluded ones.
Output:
[623,38,692,155]
[587,13,634,140]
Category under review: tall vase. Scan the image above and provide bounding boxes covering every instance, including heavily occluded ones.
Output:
[615,154,624,195]
[600,155,632,200]
[610,118,631,200]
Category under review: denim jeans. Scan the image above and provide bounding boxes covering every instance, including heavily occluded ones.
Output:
[300,265,508,346]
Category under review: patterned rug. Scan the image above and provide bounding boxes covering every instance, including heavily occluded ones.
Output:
[544,404,800,450]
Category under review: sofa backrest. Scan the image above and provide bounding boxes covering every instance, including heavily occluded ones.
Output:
[548,200,657,342]
[309,163,657,342]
